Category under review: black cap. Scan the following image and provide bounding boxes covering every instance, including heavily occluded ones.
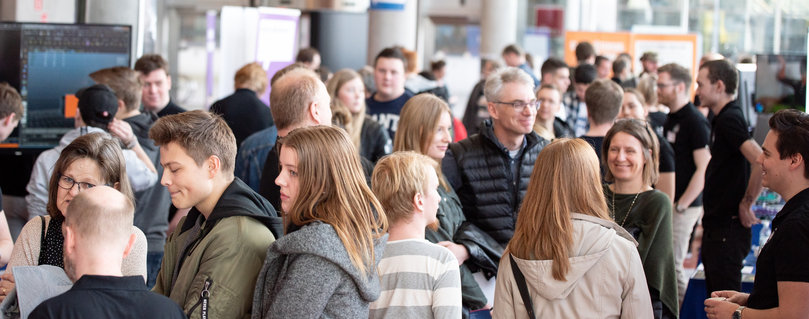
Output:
[76,84,118,128]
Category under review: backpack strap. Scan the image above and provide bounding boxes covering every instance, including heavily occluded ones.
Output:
[510,254,536,319]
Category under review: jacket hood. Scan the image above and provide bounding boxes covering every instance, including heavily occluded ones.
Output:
[54,126,107,153]
[181,178,282,238]
[513,213,637,301]
[273,221,388,303]
[124,112,158,139]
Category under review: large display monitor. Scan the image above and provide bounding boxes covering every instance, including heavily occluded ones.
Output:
[0,22,131,146]
[755,54,807,113]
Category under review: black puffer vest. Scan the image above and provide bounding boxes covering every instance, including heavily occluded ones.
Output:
[448,120,547,246]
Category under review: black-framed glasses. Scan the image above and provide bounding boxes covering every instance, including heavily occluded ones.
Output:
[57,175,107,191]
[493,100,539,112]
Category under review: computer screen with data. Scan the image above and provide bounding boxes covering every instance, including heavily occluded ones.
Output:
[0,22,131,146]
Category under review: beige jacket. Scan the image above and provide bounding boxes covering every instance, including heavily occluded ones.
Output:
[493,213,653,319]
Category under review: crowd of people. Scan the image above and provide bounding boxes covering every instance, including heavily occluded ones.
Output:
[0,40,807,319]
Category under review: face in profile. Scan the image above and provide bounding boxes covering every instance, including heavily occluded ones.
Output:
[426,111,452,161]
[421,167,441,225]
[620,92,647,120]
[607,132,647,184]
[159,142,214,210]
[276,145,300,214]
[56,158,105,216]
[757,131,786,191]
[338,77,365,114]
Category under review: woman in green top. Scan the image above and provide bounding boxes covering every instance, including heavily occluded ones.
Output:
[395,94,501,314]
[602,119,679,319]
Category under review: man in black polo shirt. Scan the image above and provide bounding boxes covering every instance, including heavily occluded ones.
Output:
[658,63,712,303]
[698,59,764,296]
[704,109,809,319]
[29,187,184,319]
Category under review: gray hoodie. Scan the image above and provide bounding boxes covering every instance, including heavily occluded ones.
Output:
[25,127,157,218]
[251,221,387,319]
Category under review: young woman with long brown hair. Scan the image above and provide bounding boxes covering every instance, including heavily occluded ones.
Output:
[251,125,388,318]
[493,138,652,318]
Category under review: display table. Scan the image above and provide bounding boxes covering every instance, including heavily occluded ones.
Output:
[680,268,755,319]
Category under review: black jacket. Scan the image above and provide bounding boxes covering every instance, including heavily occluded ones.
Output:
[358,116,391,163]
[123,112,170,252]
[209,88,274,148]
[442,120,547,247]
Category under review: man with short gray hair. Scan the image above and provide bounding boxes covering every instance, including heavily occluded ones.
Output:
[443,67,549,248]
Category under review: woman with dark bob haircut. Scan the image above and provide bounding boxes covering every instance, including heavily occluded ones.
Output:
[0,133,147,301]
[252,125,388,318]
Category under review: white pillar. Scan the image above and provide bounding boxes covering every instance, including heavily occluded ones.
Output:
[85,0,142,62]
[480,0,517,58]
[367,0,418,65]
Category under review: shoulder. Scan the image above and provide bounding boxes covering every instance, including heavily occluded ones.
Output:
[209,216,274,245]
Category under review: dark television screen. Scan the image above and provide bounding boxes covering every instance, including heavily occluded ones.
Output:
[755,54,807,112]
[0,22,131,146]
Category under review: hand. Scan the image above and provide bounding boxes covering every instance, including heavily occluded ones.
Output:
[108,119,136,147]
[712,290,749,306]
[704,297,740,319]
[738,201,760,228]
[0,271,15,302]
[437,241,469,265]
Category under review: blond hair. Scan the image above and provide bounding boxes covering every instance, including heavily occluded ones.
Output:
[89,67,143,112]
[281,125,388,277]
[326,69,365,149]
[507,138,610,281]
[65,186,134,246]
[234,62,268,94]
[371,151,436,225]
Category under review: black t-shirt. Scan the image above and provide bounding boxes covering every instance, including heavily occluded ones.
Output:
[703,101,751,226]
[747,188,809,309]
[663,102,711,206]
[648,111,667,136]
[0,185,3,211]
[580,135,605,177]
[156,100,186,118]
[658,133,675,173]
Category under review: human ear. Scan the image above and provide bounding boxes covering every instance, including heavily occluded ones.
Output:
[207,155,221,178]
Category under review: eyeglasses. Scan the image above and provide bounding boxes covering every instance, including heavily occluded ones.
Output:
[57,175,106,191]
[493,100,539,112]
[656,82,676,89]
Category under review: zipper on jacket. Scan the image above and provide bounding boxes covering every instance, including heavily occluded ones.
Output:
[186,278,212,319]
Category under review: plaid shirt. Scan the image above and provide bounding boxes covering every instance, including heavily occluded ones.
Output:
[562,91,589,137]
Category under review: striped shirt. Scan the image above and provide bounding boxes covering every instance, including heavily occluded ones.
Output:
[369,239,462,319]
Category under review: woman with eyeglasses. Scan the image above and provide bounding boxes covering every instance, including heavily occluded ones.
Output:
[0,133,147,302]
[602,119,678,319]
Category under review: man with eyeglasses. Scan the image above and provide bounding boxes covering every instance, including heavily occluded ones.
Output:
[658,63,711,304]
[443,67,548,303]
[26,84,157,218]
[443,67,548,249]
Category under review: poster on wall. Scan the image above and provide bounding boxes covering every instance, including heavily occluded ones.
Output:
[218,6,300,105]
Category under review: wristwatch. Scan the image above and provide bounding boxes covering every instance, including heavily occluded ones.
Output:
[732,305,746,319]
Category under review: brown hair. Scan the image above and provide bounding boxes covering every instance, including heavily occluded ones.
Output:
[700,59,739,95]
[134,54,169,76]
[394,94,452,190]
[270,68,323,130]
[234,62,268,95]
[371,151,436,225]
[89,67,143,112]
[326,69,365,148]
[295,47,320,64]
[657,63,692,91]
[47,133,134,218]
[602,119,660,186]
[280,125,388,277]
[584,79,623,125]
[624,88,647,107]
[149,110,237,177]
[768,109,809,178]
[0,83,23,120]
[401,49,418,74]
[507,138,609,280]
